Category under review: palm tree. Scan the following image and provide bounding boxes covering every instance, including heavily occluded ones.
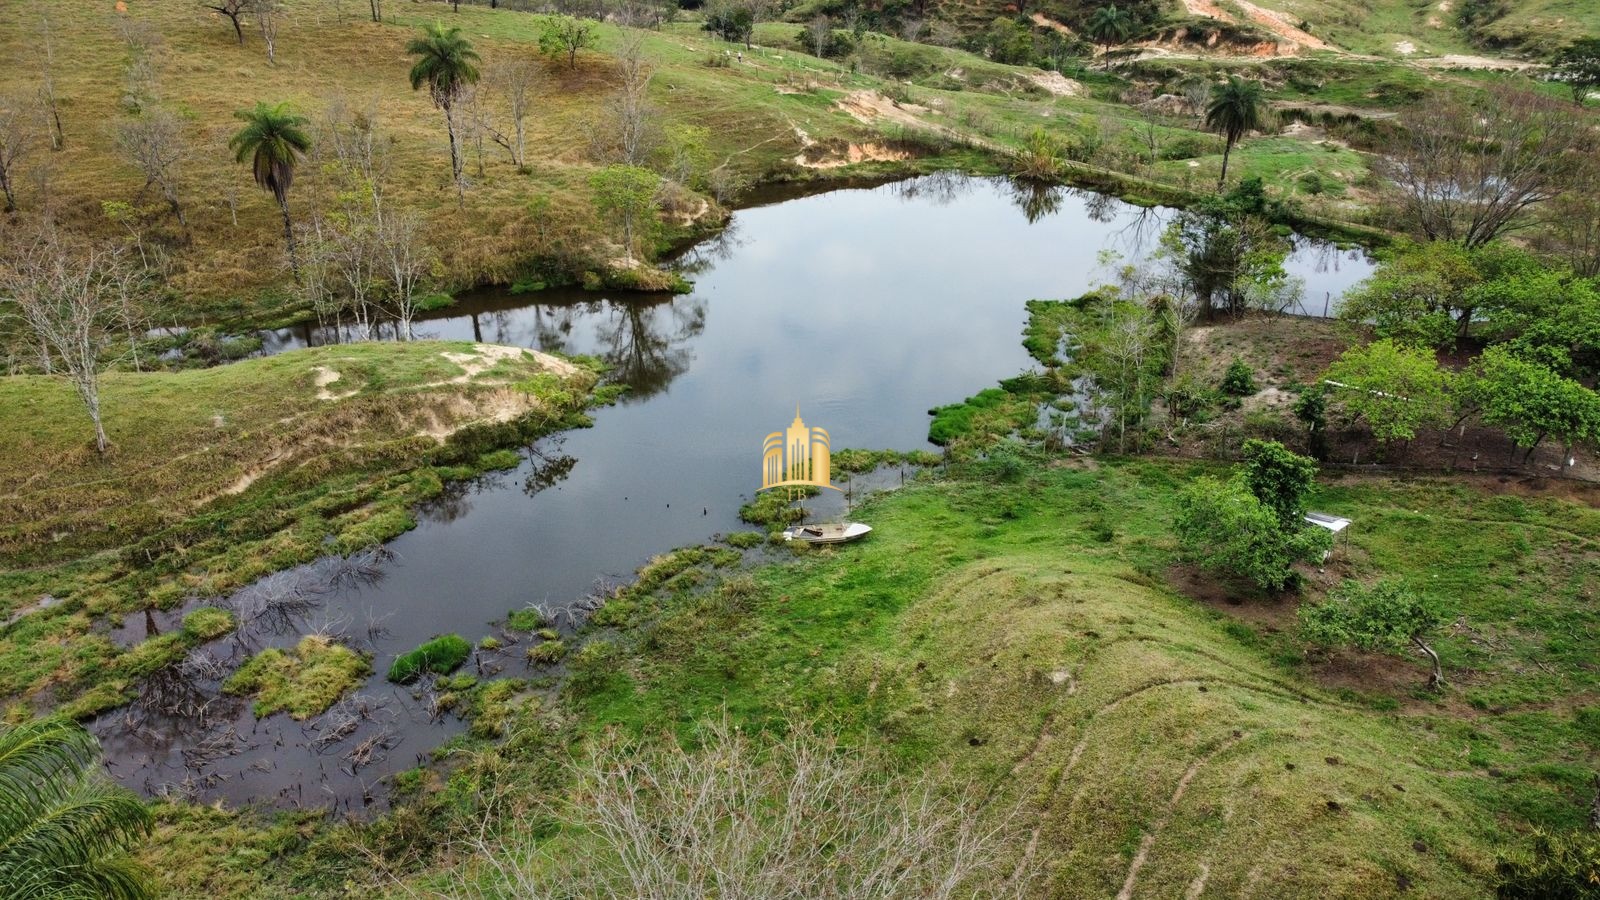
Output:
[0,717,154,900]
[229,100,312,277]
[1084,5,1132,70]
[1205,76,1264,190]
[407,22,481,204]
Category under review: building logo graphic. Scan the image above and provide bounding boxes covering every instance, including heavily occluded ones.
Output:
[761,407,841,496]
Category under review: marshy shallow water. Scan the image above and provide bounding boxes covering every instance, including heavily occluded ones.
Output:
[95,175,1374,810]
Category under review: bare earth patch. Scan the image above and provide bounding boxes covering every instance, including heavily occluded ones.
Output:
[1026,70,1082,97]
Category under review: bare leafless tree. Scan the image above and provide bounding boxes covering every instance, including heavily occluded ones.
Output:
[807,15,832,58]
[36,8,64,151]
[321,95,392,221]
[0,234,145,453]
[115,16,164,113]
[201,0,251,45]
[0,96,36,212]
[1537,147,1600,278]
[116,109,191,231]
[369,0,382,23]
[1180,78,1211,123]
[256,0,282,64]
[433,717,1029,899]
[483,58,536,170]
[1376,84,1585,249]
[376,209,431,339]
[601,32,659,166]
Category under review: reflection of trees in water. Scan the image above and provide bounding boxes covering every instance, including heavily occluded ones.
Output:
[598,296,705,400]
[1083,189,1119,224]
[1007,179,1065,224]
[674,220,743,279]
[523,443,577,499]
[1110,204,1167,259]
[890,171,972,206]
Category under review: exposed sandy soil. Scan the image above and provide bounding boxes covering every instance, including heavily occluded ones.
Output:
[1178,0,1331,54]
[835,90,933,128]
[1027,70,1082,97]
[1412,54,1539,70]
[1030,12,1073,35]
[795,141,914,169]
[1232,0,1334,51]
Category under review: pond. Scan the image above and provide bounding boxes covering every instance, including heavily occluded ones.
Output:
[93,175,1374,810]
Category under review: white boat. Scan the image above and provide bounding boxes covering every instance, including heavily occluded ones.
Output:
[782,522,873,544]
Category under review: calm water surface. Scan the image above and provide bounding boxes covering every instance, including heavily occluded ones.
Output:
[94,175,1374,809]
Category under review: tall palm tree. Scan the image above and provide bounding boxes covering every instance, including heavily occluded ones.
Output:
[229,100,312,277]
[1205,76,1264,190]
[1084,5,1132,71]
[407,22,481,204]
[0,717,154,900]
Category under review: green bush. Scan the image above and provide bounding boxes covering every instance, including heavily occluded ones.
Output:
[506,607,548,631]
[1175,476,1330,592]
[387,634,472,684]
[1495,828,1600,898]
[725,531,764,549]
[180,607,235,641]
[527,640,568,665]
[1221,358,1258,396]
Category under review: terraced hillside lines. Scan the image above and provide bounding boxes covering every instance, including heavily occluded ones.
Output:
[886,558,1494,897]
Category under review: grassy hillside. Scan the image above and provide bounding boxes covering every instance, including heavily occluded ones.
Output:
[0,341,600,717]
[412,455,1599,898]
[1236,0,1599,57]
[0,0,1421,327]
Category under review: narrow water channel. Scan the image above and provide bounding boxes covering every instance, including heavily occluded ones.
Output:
[94,175,1374,811]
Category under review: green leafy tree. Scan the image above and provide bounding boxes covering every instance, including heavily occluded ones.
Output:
[1292,385,1328,459]
[539,16,598,70]
[590,164,661,264]
[1300,580,1447,689]
[1175,475,1331,592]
[1322,339,1452,446]
[1337,240,1483,348]
[228,100,311,276]
[1160,197,1295,319]
[1550,38,1600,107]
[1204,76,1264,190]
[1459,346,1600,468]
[0,716,154,900]
[1084,6,1132,70]
[1239,438,1318,527]
[406,22,481,204]
[704,0,756,47]
[985,17,1036,66]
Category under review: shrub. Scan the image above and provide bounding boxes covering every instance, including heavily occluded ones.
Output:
[527,640,567,665]
[1239,439,1319,527]
[387,634,472,684]
[506,607,548,631]
[1300,580,1447,689]
[1175,475,1331,592]
[224,636,372,719]
[180,606,235,641]
[1221,358,1258,396]
[1496,828,1600,898]
[441,718,1020,896]
[1009,128,1068,181]
[567,640,618,696]
[725,531,764,549]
